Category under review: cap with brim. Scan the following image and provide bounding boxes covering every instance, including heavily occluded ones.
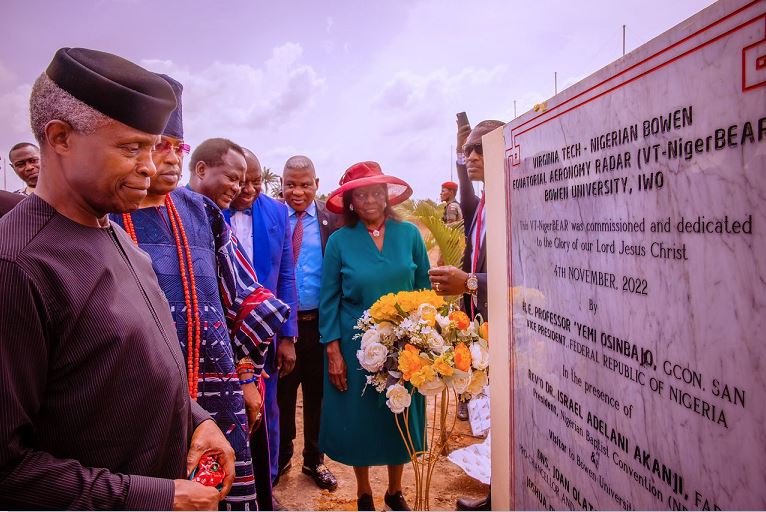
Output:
[46,47,177,135]
[326,161,412,214]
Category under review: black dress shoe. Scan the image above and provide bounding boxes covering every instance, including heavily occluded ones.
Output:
[302,463,338,491]
[456,494,491,511]
[457,401,469,421]
[357,493,375,511]
[273,460,292,487]
[384,490,411,511]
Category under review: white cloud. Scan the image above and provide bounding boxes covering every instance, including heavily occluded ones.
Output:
[141,42,325,140]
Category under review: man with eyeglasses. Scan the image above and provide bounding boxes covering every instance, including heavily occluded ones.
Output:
[9,142,41,196]
[111,74,290,511]
[429,118,504,512]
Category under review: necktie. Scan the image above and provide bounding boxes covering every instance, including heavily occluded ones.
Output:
[292,211,306,265]
[471,192,485,273]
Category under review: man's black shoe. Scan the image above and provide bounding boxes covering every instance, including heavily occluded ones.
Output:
[456,494,491,511]
[384,490,411,511]
[457,401,469,421]
[302,463,338,491]
[357,493,375,511]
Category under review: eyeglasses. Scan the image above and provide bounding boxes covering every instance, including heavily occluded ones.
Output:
[154,140,190,157]
[463,143,483,157]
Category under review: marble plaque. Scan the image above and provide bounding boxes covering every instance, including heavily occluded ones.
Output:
[504,0,766,509]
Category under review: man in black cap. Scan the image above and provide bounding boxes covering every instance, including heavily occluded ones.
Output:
[0,48,235,510]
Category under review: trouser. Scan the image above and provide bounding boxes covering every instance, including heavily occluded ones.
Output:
[277,311,325,469]
[263,342,280,483]
[250,405,273,510]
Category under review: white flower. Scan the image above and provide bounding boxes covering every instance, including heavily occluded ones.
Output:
[424,328,447,354]
[417,377,446,396]
[466,369,489,396]
[377,323,395,343]
[436,314,451,330]
[447,369,472,394]
[357,341,389,372]
[470,342,490,370]
[386,384,412,413]
[360,328,381,348]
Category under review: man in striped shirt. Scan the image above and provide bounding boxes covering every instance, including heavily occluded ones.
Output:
[0,48,235,510]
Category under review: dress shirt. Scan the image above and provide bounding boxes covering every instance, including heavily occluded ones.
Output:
[288,201,322,311]
[231,209,253,262]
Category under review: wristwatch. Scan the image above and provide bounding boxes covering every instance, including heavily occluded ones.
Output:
[465,273,479,295]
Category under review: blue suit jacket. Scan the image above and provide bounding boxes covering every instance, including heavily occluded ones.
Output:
[226,194,298,338]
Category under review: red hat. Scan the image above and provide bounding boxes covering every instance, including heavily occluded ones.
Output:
[326,161,413,214]
[441,181,458,190]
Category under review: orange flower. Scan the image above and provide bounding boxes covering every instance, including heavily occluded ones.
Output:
[410,364,436,387]
[449,311,471,330]
[432,354,454,377]
[398,344,424,381]
[479,322,489,341]
[454,343,471,372]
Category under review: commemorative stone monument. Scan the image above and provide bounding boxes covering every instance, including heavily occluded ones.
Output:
[502,0,766,508]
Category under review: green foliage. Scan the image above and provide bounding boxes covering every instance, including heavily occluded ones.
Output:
[261,167,282,198]
[396,200,465,268]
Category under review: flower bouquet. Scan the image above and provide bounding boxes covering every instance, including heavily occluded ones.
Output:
[355,289,489,510]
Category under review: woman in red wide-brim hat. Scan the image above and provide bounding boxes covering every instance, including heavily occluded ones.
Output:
[319,161,429,511]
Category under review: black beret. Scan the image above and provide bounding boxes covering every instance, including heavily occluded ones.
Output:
[46,48,177,135]
[156,74,184,139]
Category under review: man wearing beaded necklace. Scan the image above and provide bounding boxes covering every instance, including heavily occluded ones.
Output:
[111,75,290,511]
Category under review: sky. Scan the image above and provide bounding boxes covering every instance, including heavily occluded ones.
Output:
[0,0,715,197]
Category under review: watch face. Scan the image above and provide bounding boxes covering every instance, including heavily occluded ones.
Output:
[467,275,479,291]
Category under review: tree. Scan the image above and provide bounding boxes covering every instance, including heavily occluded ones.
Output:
[261,166,282,198]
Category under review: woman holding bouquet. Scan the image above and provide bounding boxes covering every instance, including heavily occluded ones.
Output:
[319,161,430,511]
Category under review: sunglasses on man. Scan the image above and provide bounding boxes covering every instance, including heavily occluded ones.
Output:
[463,143,483,157]
[154,140,191,157]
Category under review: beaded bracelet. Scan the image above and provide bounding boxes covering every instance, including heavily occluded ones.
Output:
[239,375,259,385]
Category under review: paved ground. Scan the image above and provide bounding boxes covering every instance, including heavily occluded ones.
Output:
[272,390,490,511]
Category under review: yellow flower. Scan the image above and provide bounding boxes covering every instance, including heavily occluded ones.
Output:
[432,354,454,377]
[398,344,424,381]
[410,364,436,388]
[454,343,472,372]
[479,322,489,341]
[449,311,471,331]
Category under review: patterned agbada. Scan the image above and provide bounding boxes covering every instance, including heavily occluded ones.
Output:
[111,186,289,510]
[0,195,211,510]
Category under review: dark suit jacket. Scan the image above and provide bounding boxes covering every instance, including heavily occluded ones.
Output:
[0,191,24,219]
[315,200,342,254]
[457,162,488,320]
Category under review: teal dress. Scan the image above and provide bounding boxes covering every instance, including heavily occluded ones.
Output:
[319,219,430,466]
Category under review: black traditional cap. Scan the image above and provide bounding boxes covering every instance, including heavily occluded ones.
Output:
[45,47,177,135]
[156,74,184,139]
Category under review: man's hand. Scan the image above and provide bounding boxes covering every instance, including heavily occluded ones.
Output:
[241,382,263,434]
[457,120,472,154]
[326,341,347,392]
[187,419,235,500]
[173,479,220,510]
[429,265,469,296]
[276,337,297,377]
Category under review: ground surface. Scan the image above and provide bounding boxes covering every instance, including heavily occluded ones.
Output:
[273,390,490,511]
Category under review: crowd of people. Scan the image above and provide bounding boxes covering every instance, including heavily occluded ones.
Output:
[0,47,496,511]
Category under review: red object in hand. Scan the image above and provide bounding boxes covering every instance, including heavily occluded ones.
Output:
[190,454,226,489]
